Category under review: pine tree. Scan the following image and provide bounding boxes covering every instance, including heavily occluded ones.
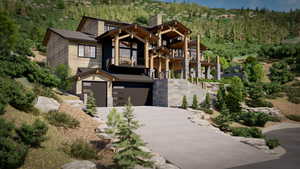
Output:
[203,93,211,109]
[216,85,226,110]
[191,95,198,109]
[113,99,153,169]
[106,108,122,135]
[86,94,96,116]
[181,95,188,109]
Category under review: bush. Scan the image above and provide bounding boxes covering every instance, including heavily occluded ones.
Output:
[269,62,294,84]
[191,95,198,109]
[285,86,300,104]
[67,139,98,160]
[46,110,80,128]
[263,82,282,97]
[246,99,273,108]
[286,114,300,122]
[0,118,15,138]
[265,138,280,149]
[239,111,270,127]
[16,119,48,147]
[181,95,188,109]
[54,64,72,91]
[199,107,213,114]
[33,84,60,102]
[213,115,231,132]
[0,77,36,112]
[0,137,28,169]
[231,127,264,138]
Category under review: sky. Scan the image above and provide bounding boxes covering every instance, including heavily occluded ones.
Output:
[163,0,300,12]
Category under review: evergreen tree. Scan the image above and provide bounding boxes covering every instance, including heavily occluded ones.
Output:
[113,99,153,169]
[181,95,188,109]
[86,94,97,116]
[203,93,211,109]
[106,108,122,135]
[216,85,226,110]
[191,95,198,109]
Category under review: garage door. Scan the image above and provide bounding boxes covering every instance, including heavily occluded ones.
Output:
[113,82,152,106]
[82,81,107,107]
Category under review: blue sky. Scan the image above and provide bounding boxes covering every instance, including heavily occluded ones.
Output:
[163,0,300,11]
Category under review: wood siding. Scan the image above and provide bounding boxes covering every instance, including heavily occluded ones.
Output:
[47,32,69,67]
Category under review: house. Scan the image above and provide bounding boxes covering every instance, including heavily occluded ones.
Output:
[43,15,221,107]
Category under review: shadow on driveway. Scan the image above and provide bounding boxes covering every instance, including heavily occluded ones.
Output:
[228,127,300,169]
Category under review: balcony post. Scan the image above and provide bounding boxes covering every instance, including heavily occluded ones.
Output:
[114,35,119,65]
[196,34,202,81]
[183,35,189,79]
[144,40,149,68]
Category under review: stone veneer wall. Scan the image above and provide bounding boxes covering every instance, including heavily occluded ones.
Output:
[153,79,207,107]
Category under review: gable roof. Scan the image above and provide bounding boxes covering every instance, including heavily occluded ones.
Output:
[43,28,97,45]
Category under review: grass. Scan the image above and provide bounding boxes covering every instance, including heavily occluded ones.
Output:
[2,105,73,169]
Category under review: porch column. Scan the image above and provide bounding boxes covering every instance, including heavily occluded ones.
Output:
[183,35,189,79]
[158,57,162,79]
[216,55,221,80]
[150,55,155,78]
[207,56,211,79]
[144,40,149,68]
[114,35,119,65]
[165,58,170,79]
[196,34,202,81]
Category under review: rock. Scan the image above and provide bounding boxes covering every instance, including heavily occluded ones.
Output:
[241,104,283,117]
[188,113,211,126]
[34,96,60,113]
[95,124,109,133]
[134,165,153,169]
[97,133,114,140]
[158,163,180,169]
[63,100,83,108]
[151,153,166,167]
[61,160,96,169]
[234,137,269,151]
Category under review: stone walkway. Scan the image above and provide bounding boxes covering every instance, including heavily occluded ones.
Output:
[97,106,278,169]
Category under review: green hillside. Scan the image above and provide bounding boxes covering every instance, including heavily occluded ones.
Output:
[0,0,299,60]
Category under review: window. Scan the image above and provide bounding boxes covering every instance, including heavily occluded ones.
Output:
[78,45,96,58]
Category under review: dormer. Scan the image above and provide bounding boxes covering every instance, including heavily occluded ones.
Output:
[77,16,105,36]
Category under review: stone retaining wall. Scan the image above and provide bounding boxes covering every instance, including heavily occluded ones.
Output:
[153,79,207,107]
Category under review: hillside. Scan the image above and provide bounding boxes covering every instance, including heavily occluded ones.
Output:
[0,0,299,60]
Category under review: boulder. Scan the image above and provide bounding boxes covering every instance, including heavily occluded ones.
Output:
[188,113,211,127]
[95,124,109,133]
[34,96,60,113]
[234,137,269,151]
[241,104,283,117]
[151,152,166,168]
[97,133,114,140]
[158,163,180,169]
[63,100,83,108]
[61,160,96,169]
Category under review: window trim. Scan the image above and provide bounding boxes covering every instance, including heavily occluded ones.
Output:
[77,44,97,59]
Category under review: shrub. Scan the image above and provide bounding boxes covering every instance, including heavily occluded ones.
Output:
[0,77,36,112]
[216,85,226,110]
[285,86,300,104]
[263,82,282,97]
[246,99,273,108]
[199,107,213,114]
[54,64,72,91]
[46,110,80,128]
[286,114,300,122]
[67,139,98,160]
[33,84,60,102]
[269,62,294,84]
[231,127,264,138]
[239,111,270,127]
[181,95,188,109]
[16,119,48,147]
[0,118,15,138]
[0,137,28,169]
[213,115,231,132]
[191,95,198,109]
[265,138,280,149]
[86,94,97,116]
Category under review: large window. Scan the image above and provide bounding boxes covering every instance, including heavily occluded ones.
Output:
[78,45,96,58]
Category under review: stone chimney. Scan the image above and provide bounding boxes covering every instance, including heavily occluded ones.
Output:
[149,14,163,27]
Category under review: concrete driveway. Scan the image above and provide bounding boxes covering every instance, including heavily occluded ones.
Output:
[97,106,278,169]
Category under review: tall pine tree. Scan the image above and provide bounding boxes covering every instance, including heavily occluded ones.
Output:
[113,99,153,169]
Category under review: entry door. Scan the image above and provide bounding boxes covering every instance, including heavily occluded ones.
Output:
[113,82,153,106]
[82,81,107,107]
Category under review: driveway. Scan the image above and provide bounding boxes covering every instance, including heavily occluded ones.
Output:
[97,106,278,169]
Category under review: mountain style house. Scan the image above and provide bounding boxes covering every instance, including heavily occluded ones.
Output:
[43,14,221,107]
